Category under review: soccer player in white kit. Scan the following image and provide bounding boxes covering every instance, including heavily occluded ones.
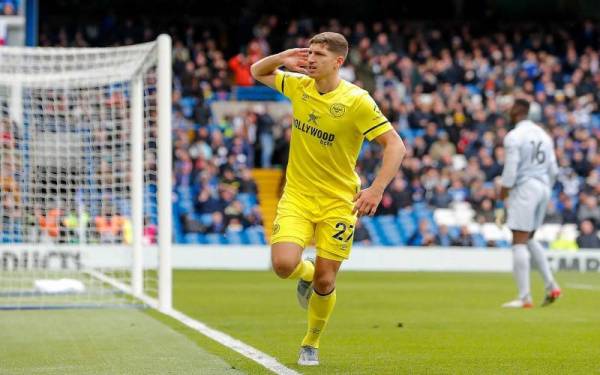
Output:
[495,99,562,308]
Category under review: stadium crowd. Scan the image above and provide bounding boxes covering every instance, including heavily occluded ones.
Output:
[7,16,600,247]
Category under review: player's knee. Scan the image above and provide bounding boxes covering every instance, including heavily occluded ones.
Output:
[271,256,296,278]
[312,273,335,295]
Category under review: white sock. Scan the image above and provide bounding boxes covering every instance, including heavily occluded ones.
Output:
[527,239,557,291]
[512,244,531,302]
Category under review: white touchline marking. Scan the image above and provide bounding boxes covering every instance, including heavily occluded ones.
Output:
[565,283,600,291]
[87,270,300,375]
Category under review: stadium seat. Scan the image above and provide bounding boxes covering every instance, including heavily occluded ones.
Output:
[481,223,510,242]
[533,224,561,243]
[225,231,243,245]
[205,233,226,245]
[360,217,383,246]
[245,227,267,245]
[472,233,487,247]
[374,215,403,246]
[199,214,213,226]
[434,209,455,226]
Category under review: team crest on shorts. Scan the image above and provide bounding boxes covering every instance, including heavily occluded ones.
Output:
[329,103,346,118]
[272,223,280,235]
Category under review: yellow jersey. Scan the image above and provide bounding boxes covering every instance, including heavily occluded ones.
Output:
[274,70,393,203]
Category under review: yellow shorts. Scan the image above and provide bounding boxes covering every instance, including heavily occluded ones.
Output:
[270,189,358,262]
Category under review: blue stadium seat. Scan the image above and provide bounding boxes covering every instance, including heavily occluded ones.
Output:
[237,193,258,212]
[496,240,511,248]
[397,209,416,239]
[376,215,404,246]
[225,231,243,245]
[200,213,213,226]
[205,233,226,244]
[449,226,460,238]
[246,227,267,244]
[472,234,486,247]
[360,217,383,246]
[184,233,202,244]
[233,86,288,101]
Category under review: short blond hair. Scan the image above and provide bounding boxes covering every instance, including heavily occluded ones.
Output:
[309,32,348,60]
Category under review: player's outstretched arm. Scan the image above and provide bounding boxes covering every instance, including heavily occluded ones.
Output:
[250,48,309,89]
[353,130,406,217]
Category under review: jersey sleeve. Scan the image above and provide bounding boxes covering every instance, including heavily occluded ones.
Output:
[353,93,393,141]
[274,70,305,100]
[501,133,520,188]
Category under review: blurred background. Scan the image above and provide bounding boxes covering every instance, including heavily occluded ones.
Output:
[1,0,600,250]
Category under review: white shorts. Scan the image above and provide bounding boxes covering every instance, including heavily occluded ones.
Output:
[507,179,550,232]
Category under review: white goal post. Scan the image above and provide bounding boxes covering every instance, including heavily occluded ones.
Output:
[0,35,172,312]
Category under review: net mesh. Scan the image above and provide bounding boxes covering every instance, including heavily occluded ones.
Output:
[0,42,161,309]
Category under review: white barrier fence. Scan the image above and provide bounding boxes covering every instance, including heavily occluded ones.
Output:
[1,245,599,273]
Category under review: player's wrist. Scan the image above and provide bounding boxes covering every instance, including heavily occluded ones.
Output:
[370,183,385,195]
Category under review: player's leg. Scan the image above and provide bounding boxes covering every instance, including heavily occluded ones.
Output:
[298,201,356,365]
[502,230,533,308]
[299,255,341,366]
[504,184,535,308]
[271,242,308,278]
[270,190,316,306]
[527,233,561,305]
[526,188,561,305]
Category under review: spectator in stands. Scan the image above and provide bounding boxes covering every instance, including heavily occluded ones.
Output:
[561,196,578,224]
[434,225,453,247]
[475,199,495,223]
[576,220,600,249]
[429,131,456,162]
[143,217,158,245]
[239,168,258,195]
[430,184,453,209]
[375,192,396,216]
[220,168,241,191]
[180,213,207,234]
[543,201,563,224]
[389,176,412,210]
[452,226,473,247]
[550,228,579,252]
[408,219,436,246]
[226,217,245,232]
[255,104,275,167]
[207,211,226,233]
[224,200,247,227]
[228,50,255,87]
[577,195,600,227]
[195,187,224,214]
[245,207,264,228]
[39,17,600,246]
[38,207,62,242]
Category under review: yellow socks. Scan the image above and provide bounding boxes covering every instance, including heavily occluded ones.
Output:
[301,289,337,349]
[287,259,314,282]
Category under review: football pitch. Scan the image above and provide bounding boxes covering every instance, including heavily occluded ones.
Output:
[2,270,599,374]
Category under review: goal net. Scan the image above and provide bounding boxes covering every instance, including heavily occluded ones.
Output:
[0,35,172,311]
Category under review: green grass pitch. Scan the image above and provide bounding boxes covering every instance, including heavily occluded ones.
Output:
[2,270,600,374]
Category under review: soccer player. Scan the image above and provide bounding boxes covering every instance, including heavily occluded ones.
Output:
[251,32,406,365]
[495,99,562,308]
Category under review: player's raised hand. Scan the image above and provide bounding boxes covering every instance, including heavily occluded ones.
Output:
[280,48,309,74]
[352,186,384,217]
